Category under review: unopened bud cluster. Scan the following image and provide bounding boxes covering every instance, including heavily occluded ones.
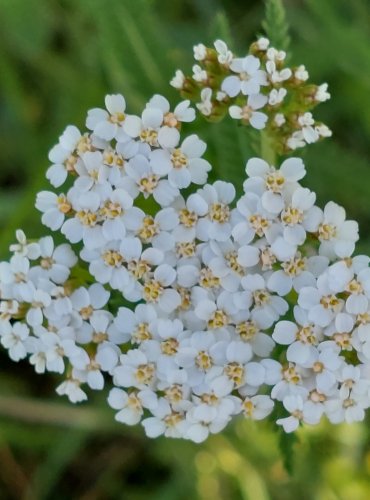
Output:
[171,38,331,154]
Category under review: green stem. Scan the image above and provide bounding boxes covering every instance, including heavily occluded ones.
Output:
[260,130,277,165]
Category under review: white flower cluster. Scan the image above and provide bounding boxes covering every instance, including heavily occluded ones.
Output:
[171,38,332,152]
[0,90,369,443]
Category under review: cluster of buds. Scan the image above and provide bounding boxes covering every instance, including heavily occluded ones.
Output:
[171,38,331,154]
[0,38,368,443]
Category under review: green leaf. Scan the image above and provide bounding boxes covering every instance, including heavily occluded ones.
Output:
[262,0,290,51]
[278,429,298,474]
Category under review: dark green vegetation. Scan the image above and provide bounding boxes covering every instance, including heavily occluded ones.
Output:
[0,0,370,498]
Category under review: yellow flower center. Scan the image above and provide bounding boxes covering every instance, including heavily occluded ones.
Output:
[103,250,124,267]
[80,305,94,320]
[179,209,198,227]
[224,362,244,386]
[249,214,270,237]
[139,175,160,194]
[296,325,317,345]
[209,203,230,223]
[143,280,164,303]
[199,268,220,289]
[100,201,122,219]
[176,241,196,258]
[318,223,336,241]
[40,257,54,270]
[109,112,125,124]
[208,309,229,329]
[333,332,352,351]
[76,210,98,227]
[253,289,270,307]
[140,129,158,147]
[236,321,258,341]
[135,363,155,385]
[225,251,244,275]
[265,171,285,193]
[196,351,213,371]
[281,206,303,226]
[164,384,183,403]
[282,365,301,384]
[320,294,340,310]
[132,323,152,343]
[137,216,159,242]
[171,149,188,169]
[161,338,179,356]
[127,259,151,280]
[282,255,306,277]
[346,279,363,295]
[57,195,72,214]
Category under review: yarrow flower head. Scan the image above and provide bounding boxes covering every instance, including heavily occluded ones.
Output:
[171,38,332,155]
[0,33,368,447]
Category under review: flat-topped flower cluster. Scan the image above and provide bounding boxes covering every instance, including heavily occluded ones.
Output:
[1,38,369,443]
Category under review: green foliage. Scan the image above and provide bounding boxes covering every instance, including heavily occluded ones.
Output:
[1,0,370,498]
[262,0,290,51]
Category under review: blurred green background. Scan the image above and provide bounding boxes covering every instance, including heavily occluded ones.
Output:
[1,0,370,498]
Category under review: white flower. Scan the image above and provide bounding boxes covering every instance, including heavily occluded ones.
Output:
[170,69,185,89]
[70,283,110,324]
[214,40,233,66]
[229,94,268,130]
[235,318,275,357]
[240,273,288,328]
[268,88,287,105]
[149,135,211,189]
[192,181,235,242]
[142,265,181,313]
[298,280,344,328]
[316,124,332,138]
[86,94,127,141]
[122,154,179,206]
[0,322,30,361]
[298,113,319,144]
[29,236,77,285]
[274,113,286,127]
[286,131,305,150]
[272,319,320,365]
[108,387,157,425]
[185,404,230,443]
[294,65,309,81]
[56,379,87,403]
[242,395,274,419]
[147,95,195,124]
[266,60,292,83]
[36,191,72,231]
[21,284,51,327]
[9,230,40,260]
[244,157,306,214]
[277,394,323,432]
[222,55,267,97]
[192,64,208,82]
[193,43,207,61]
[123,104,180,149]
[315,83,330,102]
[61,191,102,248]
[196,88,213,116]
[71,343,119,390]
[317,202,359,259]
[267,254,328,296]
[256,37,270,51]
[46,125,88,188]
[232,191,273,245]
[114,349,156,389]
